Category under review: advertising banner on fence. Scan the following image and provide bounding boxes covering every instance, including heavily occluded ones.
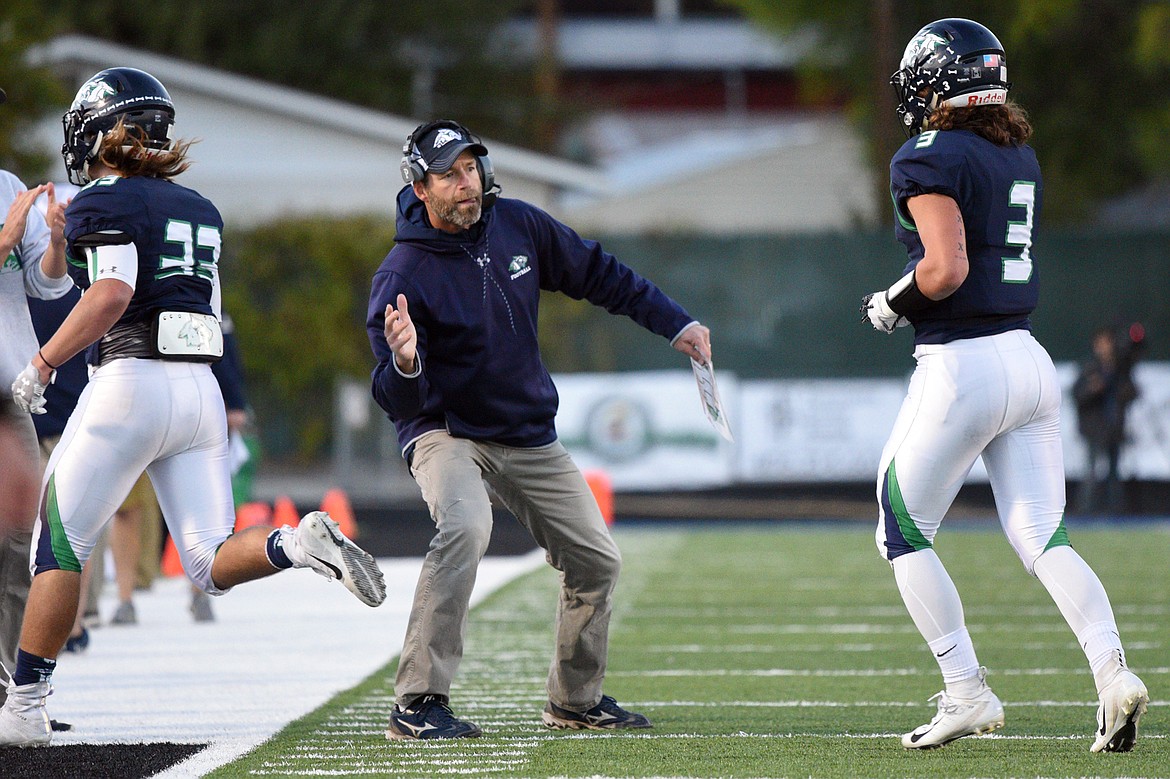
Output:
[554,371,737,491]
[554,363,1170,489]
[339,362,1170,492]
[736,378,908,483]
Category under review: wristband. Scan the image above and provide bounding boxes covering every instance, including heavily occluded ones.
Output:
[38,349,60,370]
[886,270,932,316]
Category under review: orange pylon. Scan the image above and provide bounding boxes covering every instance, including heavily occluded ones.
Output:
[583,469,614,526]
[320,487,358,539]
[234,501,272,531]
[160,537,184,577]
[271,495,299,528]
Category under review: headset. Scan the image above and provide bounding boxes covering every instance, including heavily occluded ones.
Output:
[400,119,499,207]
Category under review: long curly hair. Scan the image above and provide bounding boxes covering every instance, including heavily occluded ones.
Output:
[926,101,1032,146]
[95,118,194,180]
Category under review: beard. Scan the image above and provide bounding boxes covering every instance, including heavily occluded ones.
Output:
[431,189,482,229]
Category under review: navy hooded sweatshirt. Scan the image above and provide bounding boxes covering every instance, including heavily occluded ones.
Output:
[367,187,697,457]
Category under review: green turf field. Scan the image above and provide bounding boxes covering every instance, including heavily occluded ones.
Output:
[212,522,1167,778]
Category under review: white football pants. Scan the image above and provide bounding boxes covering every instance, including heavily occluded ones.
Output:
[33,358,235,594]
[875,329,1067,574]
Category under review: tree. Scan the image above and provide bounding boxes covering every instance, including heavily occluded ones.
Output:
[41,0,555,149]
[722,0,1170,223]
[0,1,70,180]
[220,215,397,463]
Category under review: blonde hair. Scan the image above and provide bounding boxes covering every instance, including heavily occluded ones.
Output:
[926,100,1032,146]
[95,118,193,180]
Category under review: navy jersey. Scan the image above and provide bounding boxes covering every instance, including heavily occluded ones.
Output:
[890,129,1042,344]
[64,175,223,325]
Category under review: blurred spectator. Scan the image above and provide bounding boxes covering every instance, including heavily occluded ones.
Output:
[1073,326,1142,514]
[1,166,72,704]
[212,312,258,508]
[0,392,39,537]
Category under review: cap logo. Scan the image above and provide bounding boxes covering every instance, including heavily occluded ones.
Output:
[77,78,117,105]
[432,128,462,149]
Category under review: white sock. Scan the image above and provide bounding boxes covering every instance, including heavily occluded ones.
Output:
[1033,546,1126,692]
[929,628,982,691]
[1078,621,1127,692]
[893,550,980,685]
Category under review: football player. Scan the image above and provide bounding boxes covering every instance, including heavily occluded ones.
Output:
[862,18,1148,752]
[1,68,386,747]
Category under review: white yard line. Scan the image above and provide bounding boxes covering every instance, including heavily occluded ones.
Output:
[46,551,544,778]
[610,666,1170,678]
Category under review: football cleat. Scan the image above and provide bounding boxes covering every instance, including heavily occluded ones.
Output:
[110,600,137,625]
[386,695,482,740]
[903,669,1004,749]
[542,694,652,730]
[0,681,53,747]
[1090,669,1148,753]
[190,589,215,623]
[288,511,386,607]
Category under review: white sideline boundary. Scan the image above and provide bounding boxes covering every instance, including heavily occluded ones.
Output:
[47,550,544,778]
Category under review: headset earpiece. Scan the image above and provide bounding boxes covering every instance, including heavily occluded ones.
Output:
[400,125,428,184]
[479,153,499,208]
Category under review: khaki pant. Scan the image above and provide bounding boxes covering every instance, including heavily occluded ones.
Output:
[397,432,621,713]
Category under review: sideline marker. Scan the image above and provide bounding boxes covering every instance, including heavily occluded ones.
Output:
[272,495,299,528]
[584,469,614,526]
[234,501,272,531]
[160,537,183,577]
[320,487,358,539]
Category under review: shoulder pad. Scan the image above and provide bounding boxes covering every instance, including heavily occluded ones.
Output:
[73,230,133,248]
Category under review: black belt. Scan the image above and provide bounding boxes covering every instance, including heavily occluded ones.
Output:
[96,321,154,366]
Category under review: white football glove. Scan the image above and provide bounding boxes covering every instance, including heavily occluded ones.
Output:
[10,362,54,415]
[860,290,908,333]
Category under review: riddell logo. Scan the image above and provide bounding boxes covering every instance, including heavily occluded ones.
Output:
[968,92,1006,106]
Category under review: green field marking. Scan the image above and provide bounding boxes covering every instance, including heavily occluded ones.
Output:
[212,523,1169,778]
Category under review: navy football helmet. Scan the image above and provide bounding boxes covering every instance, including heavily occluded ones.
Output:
[891,18,1010,136]
[62,67,175,185]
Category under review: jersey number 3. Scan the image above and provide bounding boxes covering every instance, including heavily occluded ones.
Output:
[1003,181,1035,283]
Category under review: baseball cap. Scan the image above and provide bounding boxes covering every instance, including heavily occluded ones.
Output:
[414,123,487,175]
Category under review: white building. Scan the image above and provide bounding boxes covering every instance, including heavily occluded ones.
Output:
[31,36,607,226]
[31,35,876,234]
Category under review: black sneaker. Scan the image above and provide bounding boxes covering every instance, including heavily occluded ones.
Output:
[386,695,483,740]
[542,694,652,730]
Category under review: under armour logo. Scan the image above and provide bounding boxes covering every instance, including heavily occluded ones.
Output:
[474,254,490,268]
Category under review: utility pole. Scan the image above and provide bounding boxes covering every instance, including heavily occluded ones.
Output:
[871,0,898,221]
[535,0,560,153]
